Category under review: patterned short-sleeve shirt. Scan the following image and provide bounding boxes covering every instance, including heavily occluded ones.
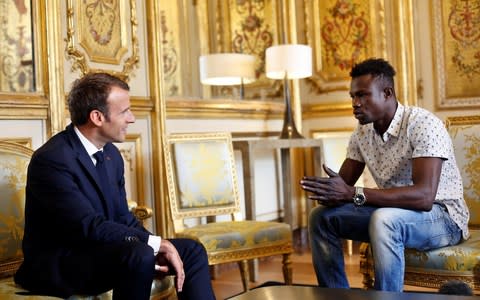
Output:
[347,103,470,239]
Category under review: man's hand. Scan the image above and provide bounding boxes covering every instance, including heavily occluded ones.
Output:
[300,164,354,206]
[155,239,185,292]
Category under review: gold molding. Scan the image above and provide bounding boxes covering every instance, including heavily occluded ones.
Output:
[431,0,480,110]
[45,0,66,135]
[65,0,139,81]
[302,102,353,119]
[145,0,169,237]
[445,115,480,128]
[166,98,284,119]
[0,138,32,149]
[391,0,417,106]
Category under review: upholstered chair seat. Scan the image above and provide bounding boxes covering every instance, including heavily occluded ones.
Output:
[177,221,292,262]
[359,115,480,292]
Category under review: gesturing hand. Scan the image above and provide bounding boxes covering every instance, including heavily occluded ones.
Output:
[300,164,352,206]
[155,239,185,292]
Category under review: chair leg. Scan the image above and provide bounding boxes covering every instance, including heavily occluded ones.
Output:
[209,265,218,280]
[238,260,250,291]
[248,259,259,282]
[282,253,293,285]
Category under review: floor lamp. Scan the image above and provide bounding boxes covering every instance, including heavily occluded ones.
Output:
[266,44,312,139]
[199,53,256,99]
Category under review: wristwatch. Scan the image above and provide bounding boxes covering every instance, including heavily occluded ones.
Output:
[353,186,367,206]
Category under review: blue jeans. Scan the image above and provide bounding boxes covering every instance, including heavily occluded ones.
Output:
[308,203,462,291]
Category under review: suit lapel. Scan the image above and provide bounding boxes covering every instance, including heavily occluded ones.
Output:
[67,125,114,219]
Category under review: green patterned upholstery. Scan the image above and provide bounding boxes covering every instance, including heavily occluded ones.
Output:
[177,220,292,253]
[404,230,480,273]
[360,115,480,291]
[164,132,293,291]
[0,141,175,300]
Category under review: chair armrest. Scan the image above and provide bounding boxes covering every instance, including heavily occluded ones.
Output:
[128,201,153,222]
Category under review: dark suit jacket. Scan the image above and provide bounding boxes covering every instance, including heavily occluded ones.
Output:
[15,124,151,293]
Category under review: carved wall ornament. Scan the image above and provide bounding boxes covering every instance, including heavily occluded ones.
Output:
[433,0,480,109]
[65,0,139,81]
[160,10,179,97]
[304,0,386,92]
[0,0,34,92]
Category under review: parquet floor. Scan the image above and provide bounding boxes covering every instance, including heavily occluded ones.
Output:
[211,241,437,300]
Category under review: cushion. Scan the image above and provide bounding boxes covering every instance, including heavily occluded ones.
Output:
[176,220,292,252]
[0,277,175,300]
[405,230,480,273]
[0,277,60,299]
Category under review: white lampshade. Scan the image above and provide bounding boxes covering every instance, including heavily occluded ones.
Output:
[199,53,256,85]
[266,44,312,79]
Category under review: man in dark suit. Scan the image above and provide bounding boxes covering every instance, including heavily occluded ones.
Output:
[15,73,216,300]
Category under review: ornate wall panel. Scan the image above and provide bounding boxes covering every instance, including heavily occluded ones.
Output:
[158,2,182,97]
[304,0,386,93]
[65,0,139,81]
[197,0,283,99]
[432,0,480,109]
[0,0,34,92]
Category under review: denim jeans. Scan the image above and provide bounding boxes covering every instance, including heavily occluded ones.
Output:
[308,203,462,292]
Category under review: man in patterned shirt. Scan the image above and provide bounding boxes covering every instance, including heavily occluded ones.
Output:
[300,58,469,292]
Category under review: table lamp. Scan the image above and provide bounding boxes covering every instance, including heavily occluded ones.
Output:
[199,53,256,99]
[266,44,312,139]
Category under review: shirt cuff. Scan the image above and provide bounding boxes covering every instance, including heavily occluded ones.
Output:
[148,235,161,255]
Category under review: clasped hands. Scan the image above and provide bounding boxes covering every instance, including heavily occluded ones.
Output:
[155,239,185,292]
[300,164,352,206]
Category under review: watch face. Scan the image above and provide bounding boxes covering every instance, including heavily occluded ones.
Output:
[354,194,366,206]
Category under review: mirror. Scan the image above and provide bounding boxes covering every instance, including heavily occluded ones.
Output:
[0,0,35,92]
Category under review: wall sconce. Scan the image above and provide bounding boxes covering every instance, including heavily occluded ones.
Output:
[199,53,256,99]
[266,44,312,139]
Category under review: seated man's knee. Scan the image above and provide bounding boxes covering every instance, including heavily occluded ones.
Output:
[309,205,328,227]
[369,208,397,238]
[122,242,155,273]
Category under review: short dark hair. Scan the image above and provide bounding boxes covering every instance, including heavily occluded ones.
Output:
[438,280,474,296]
[68,73,130,126]
[350,58,396,89]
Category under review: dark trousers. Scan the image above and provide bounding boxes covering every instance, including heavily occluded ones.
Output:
[16,239,215,300]
[170,239,216,300]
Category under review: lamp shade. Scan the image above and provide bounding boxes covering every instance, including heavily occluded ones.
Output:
[199,53,256,85]
[265,44,312,79]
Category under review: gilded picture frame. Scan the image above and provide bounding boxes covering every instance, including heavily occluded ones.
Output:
[65,0,139,81]
[432,0,480,109]
[304,0,387,93]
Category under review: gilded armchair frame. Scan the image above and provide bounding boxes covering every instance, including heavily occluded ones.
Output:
[163,132,293,291]
[0,141,33,279]
[359,115,480,292]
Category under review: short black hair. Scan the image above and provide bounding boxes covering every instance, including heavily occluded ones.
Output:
[68,73,129,126]
[350,58,396,88]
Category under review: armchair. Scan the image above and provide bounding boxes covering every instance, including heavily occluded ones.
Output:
[0,141,175,299]
[163,132,293,291]
[359,115,480,292]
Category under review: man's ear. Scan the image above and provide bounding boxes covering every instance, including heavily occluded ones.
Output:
[90,110,104,126]
[383,87,394,99]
